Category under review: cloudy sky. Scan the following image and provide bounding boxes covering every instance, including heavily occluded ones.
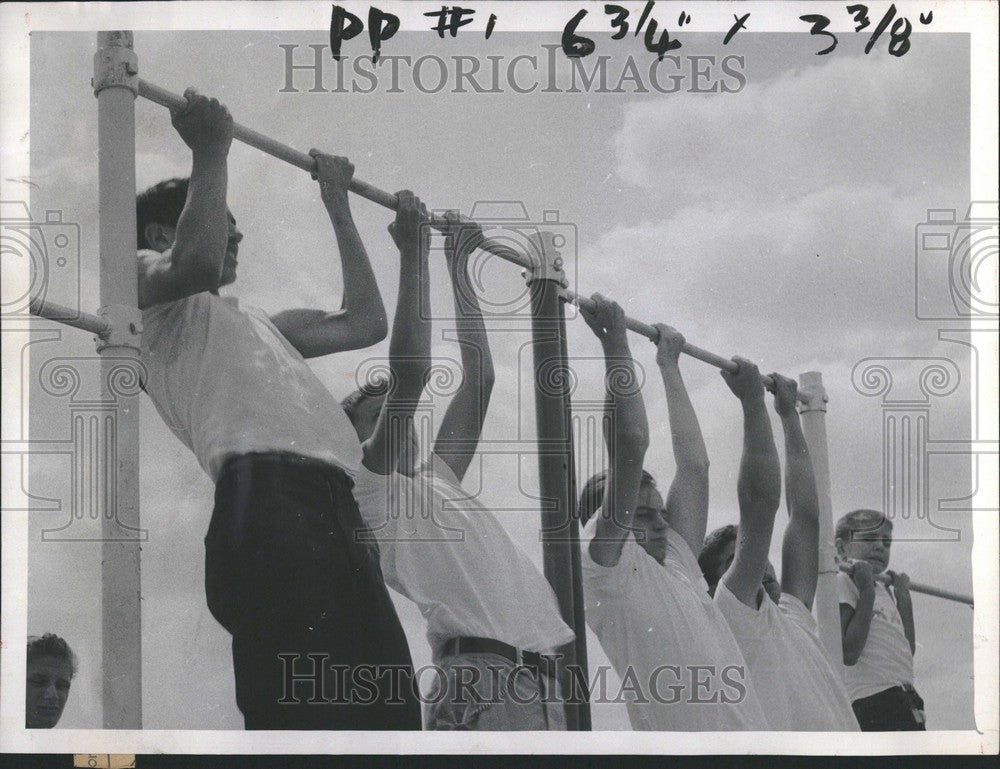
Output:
[17,21,984,734]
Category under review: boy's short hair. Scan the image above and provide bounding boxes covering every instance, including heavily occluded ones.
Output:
[136,178,189,249]
[835,509,892,543]
[27,633,77,677]
[341,377,391,429]
[698,524,739,587]
[577,469,657,528]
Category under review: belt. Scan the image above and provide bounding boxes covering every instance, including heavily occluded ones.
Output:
[440,637,559,680]
[218,451,349,478]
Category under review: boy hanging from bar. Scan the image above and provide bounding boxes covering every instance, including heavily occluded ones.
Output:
[577,296,768,730]
[836,509,924,730]
[135,89,420,729]
[342,204,575,730]
[698,372,860,730]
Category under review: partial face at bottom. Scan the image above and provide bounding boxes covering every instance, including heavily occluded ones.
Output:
[25,656,73,728]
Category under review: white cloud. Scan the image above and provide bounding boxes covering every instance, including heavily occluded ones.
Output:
[613,44,966,209]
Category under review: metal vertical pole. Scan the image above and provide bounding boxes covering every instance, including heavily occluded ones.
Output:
[557,302,591,731]
[799,371,841,668]
[527,238,590,730]
[94,30,142,728]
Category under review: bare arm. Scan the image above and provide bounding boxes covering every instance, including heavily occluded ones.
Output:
[432,213,494,483]
[773,374,821,609]
[654,324,710,556]
[583,295,650,568]
[271,152,388,358]
[138,90,233,309]
[720,358,782,608]
[840,560,877,665]
[362,192,431,475]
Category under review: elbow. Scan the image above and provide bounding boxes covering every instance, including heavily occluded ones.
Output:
[678,455,710,476]
[841,637,862,666]
[348,313,389,349]
[618,426,650,459]
[481,364,496,394]
[738,486,781,519]
[363,315,389,347]
[183,255,223,295]
[170,239,224,294]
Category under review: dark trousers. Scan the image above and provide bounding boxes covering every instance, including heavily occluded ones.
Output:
[852,685,926,731]
[205,454,421,730]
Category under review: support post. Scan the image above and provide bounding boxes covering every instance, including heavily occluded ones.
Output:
[94,30,142,729]
[527,234,590,730]
[798,371,841,668]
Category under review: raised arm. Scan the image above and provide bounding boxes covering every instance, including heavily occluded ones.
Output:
[432,212,494,483]
[583,295,650,568]
[654,324,710,556]
[361,192,432,475]
[270,151,388,358]
[773,374,821,609]
[720,357,782,608]
[840,560,876,665]
[138,89,233,309]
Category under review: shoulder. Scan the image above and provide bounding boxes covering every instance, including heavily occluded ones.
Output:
[837,569,860,605]
[140,282,217,317]
[778,592,815,630]
[664,526,710,592]
[836,570,857,591]
[425,454,461,488]
[581,515,643,587]
[716,578,772,626]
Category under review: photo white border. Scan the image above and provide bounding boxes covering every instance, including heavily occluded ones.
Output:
[2,0,997,756]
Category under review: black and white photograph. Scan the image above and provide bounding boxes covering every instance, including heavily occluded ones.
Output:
[1,0,997,758]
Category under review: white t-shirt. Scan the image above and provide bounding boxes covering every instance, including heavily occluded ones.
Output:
[837,571,915,700]
[581,517,769,731]
[350,454,575,657]
[141,292,362,481]
[714,581,859,730]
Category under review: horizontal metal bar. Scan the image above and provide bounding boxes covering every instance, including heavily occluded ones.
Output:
[837,563,973,607]
[29,297,110,336]
[560,289,806,400]
[138,78,809,397]
[138,79,537,272]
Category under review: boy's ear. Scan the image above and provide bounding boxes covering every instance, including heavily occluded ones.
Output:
[834,537,847,557]
[144,222,176,252]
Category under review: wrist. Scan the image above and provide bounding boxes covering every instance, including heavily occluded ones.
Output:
[658,359,681,376]
[740,392,766,409]
[327,195,352,221]
[601,332,629,350]
[192,146,229,164]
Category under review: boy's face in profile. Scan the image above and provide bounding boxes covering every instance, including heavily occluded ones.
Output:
[838,520,893,574]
